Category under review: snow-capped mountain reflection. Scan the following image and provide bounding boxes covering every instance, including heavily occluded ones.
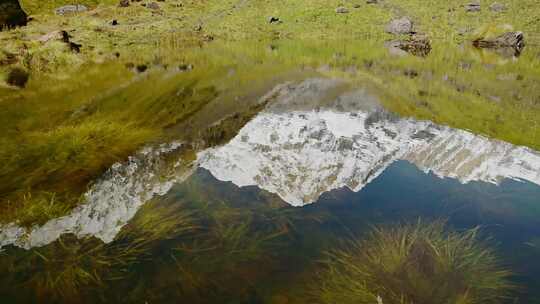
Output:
[1,78,539,250]
[199,79,540,206]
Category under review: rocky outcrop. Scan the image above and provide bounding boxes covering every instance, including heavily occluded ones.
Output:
[0,0,27,30]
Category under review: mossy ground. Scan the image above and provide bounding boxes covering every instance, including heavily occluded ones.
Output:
[0,0,539,226]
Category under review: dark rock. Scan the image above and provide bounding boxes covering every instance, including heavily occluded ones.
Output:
[55,5,88,15]
[403,69,419,78]
[136,64,148,73]
[60,31,82,53]
[268,16,281,24]
[0,0,27,30]
[178,64,194,72]
[465,1,481,12]
[119,0,130,7]
[386,17,414,35]
[112,19,118,26]
[202,34,214,41]
[6,67,29,88]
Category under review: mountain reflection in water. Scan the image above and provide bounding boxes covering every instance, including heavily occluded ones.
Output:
[1,78,539,251]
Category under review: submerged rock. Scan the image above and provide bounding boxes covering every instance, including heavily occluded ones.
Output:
[0,0,27,30]
[386,17,414,35]
[55,4,88,15]
[385,35,431,57]
[6,67,29,88]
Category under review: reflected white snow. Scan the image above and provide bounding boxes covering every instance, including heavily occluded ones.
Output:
[199,79,540,206]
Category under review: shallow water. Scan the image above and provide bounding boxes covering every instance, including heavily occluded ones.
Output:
[1,40,540,303]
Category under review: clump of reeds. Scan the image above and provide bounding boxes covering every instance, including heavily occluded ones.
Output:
[312,219,515,304]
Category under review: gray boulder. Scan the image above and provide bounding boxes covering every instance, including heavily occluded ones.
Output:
[386,17,413,35]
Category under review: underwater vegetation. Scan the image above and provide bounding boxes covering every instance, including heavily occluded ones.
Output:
[312,220,514,304]
[0,199,196,302]
[0,183,319,304]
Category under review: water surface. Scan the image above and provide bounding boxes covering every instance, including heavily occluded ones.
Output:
[1,41,539,303]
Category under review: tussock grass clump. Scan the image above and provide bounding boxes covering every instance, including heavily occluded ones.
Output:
[313,220,514,304]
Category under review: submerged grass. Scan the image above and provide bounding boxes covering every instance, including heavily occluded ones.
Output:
[312,220,515,304]
[0,198,196,302]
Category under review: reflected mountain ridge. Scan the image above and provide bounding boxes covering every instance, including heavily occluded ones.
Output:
[199,78,540,206]
[1,78,538,250]
[0,142,195,249]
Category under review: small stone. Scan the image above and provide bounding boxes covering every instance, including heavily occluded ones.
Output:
[147,2,160,10]
[178,64,194,72]
[6,68,29,88]
[268,16,281,24]
[55,5,88,15]
[353,4,361,8]
[136,64,148,73]
[465,1,481,12]
[489,2,507,12]
[112,20,118,26]
[336,7,349,14]
[119,0,130,7]
[488,95,502,103]
[386,17,413,35]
